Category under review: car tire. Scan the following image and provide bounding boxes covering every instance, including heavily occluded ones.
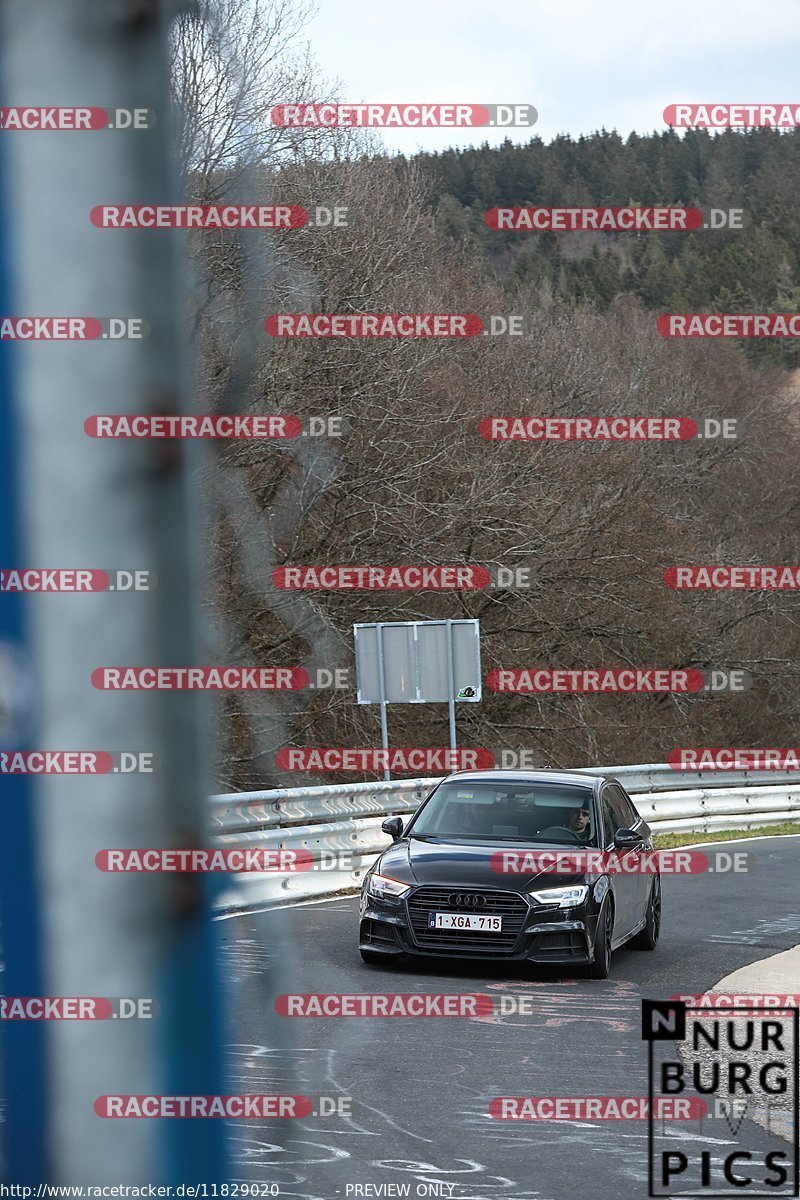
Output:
[588,898,613,979]
[631,877,661,951]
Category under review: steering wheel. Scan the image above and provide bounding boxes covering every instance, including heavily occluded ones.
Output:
[536,825,584,843]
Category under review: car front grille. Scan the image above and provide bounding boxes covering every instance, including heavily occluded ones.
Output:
[406,886,529,956]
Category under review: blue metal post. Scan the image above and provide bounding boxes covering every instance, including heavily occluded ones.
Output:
[0,125,48,1183]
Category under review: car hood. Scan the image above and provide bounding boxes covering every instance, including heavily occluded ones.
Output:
[377,836,586,890]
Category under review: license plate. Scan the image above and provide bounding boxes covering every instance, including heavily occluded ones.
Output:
[428,912,502,932]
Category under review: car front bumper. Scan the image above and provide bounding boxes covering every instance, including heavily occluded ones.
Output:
[359,886,598,964]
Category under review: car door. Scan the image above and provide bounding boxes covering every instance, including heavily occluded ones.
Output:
[599,783,638,941]
[607,781,649,925]
[613,781,654,924]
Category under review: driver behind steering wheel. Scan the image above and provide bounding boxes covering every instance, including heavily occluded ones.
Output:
[563,803,591,842]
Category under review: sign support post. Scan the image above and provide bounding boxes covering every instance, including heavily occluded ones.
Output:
[376,623,390,781]
[445,619,457,756]
[354,618,482,780]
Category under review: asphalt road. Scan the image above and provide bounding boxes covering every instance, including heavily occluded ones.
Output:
[217,836,800,1200]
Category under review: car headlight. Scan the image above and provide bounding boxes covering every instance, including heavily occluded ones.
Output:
[529,884,588,909]
[367,872,411,899]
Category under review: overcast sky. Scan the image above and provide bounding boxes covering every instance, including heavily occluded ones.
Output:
[305,0,800,153]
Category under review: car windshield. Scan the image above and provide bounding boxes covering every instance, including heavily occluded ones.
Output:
[408,780,598,845]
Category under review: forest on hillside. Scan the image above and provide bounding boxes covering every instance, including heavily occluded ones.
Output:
[171,7,800,789]
[413,129,800,365]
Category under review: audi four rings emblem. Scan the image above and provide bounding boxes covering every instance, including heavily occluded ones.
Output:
[449,893,486,907]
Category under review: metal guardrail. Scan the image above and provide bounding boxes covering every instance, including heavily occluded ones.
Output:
[211,765,800,911]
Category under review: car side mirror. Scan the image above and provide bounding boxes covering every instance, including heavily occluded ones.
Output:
[381,816,403,840]
[613,827,643,849]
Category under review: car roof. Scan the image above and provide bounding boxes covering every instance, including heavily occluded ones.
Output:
[441,769,603,789]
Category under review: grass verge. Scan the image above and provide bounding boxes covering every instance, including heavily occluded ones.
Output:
[653,821,800,849]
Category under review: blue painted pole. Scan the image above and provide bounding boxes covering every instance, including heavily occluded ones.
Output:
[0,1,226,1182]
[0,113,48,1183]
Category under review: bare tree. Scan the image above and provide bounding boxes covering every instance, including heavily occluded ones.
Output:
[170,0,344,192]
[171,0,800,790]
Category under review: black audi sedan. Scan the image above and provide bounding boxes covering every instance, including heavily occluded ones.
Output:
[358,769,660,977]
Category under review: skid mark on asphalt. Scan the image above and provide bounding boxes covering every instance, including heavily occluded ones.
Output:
[227,1042,432,1139]
[224,1040,438,1187]
[226,1127,353,1199]
[705,913,800,946]
[227,1042,340,1091]
[449,1113,737,1191]
[218,935,282,984]
[221,1039,659,1196]
[467,979,638,1031]
[368,1157,541,1200]
[222,1042,569,1200]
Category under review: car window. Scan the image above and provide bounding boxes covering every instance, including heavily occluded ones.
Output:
[608,782,640,829]
[408,780,598,844]
[600,787,619,845]
[607,786,630,834]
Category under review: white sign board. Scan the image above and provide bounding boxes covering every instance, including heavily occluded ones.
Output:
[354,619,481,704]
